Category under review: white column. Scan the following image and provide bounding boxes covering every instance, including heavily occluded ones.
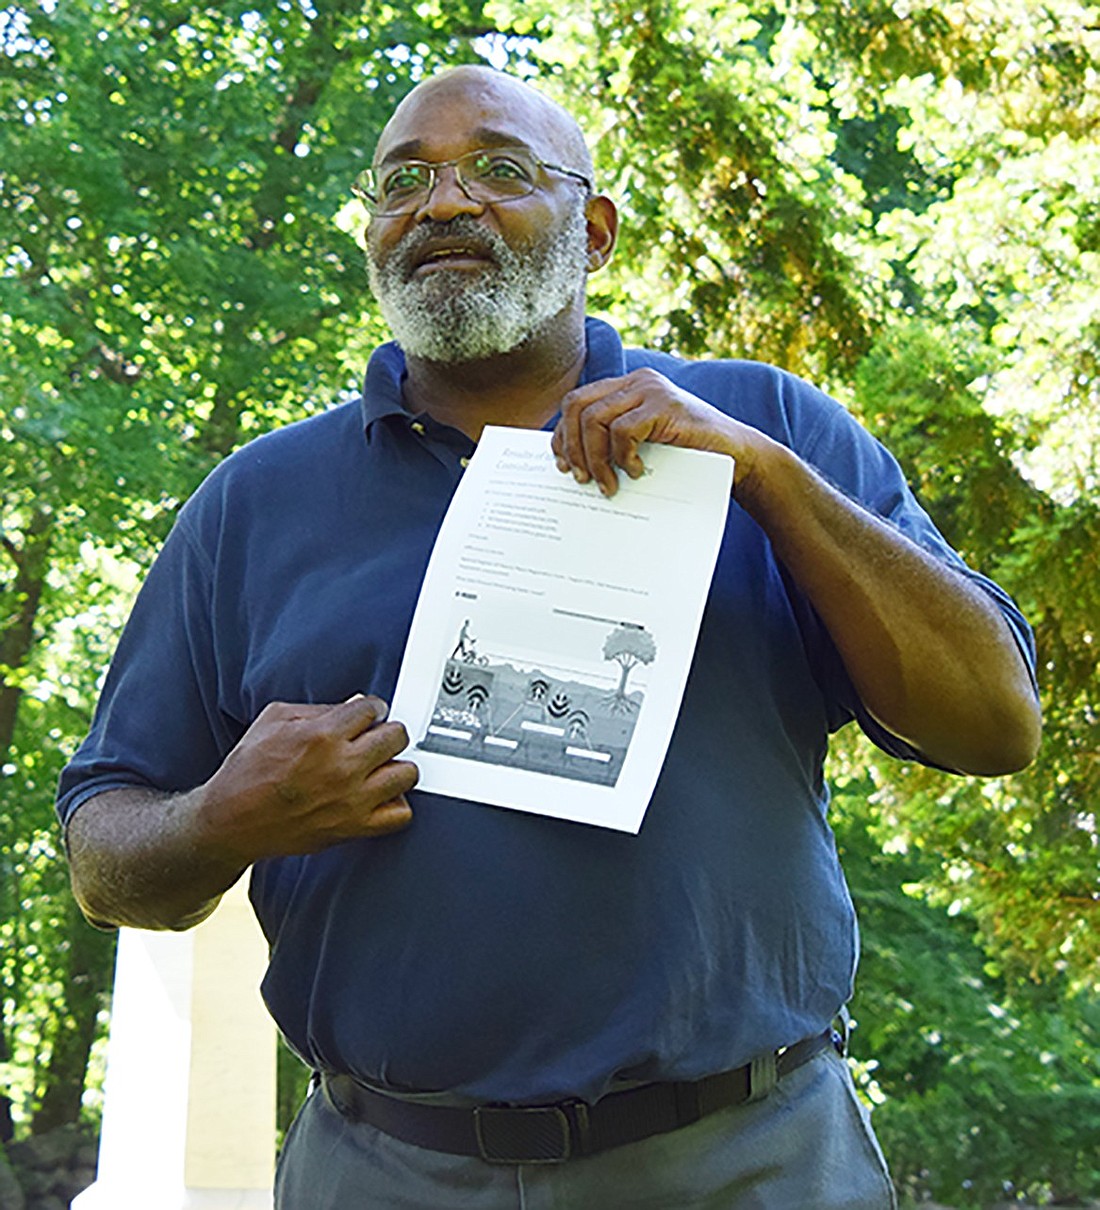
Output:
[73,878,276,1210]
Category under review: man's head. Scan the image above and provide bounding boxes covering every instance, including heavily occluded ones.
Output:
[364,66,616,365]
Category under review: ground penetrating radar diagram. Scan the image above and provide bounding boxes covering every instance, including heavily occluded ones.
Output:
[418,611,659,786]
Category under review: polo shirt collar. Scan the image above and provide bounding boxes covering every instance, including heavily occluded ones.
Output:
[358,317,628,434]
[578,316,628,384]
[360,340,411,432]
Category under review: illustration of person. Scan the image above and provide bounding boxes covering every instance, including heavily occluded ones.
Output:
[452,619,473,659]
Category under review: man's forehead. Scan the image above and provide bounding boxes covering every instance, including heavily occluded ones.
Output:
[377,125,538,167]
[373,68,586,169]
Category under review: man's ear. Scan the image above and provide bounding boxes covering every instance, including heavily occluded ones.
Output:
[585,195,618,272]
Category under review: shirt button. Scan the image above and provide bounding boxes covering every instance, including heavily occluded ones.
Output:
[411,421,426,435]
[459,456,470,469]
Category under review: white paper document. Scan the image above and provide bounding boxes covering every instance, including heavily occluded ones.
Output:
[390,426,733,833]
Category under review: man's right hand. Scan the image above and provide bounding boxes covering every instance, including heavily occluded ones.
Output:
[195,695,417,865]
[66,696,416,931]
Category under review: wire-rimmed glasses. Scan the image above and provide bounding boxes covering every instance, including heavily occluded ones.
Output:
[352,146,592,216]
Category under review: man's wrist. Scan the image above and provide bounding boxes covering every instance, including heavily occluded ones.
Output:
[187,778,258,880]
[729,435,801,518]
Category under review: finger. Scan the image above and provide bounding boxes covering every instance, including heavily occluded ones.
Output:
[608,406,657,480]
[561,374,636,408]
[330,694,390,739]
[555,375,636,479]
[577,403,617,495]
[550,424,565,469]
[259,700,336,724]
[362,757,419,810]
[576,389,652,496]
[350,721,412,771]
[553,396,589,482]
[364,795,414,837]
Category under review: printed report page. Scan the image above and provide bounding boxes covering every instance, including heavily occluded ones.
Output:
[390,426,733,833]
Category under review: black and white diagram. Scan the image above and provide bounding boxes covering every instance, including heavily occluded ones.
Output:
[419,610,658,786]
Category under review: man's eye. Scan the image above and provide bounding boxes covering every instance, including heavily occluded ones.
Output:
[382,165,429,196]
[471,154,532,183]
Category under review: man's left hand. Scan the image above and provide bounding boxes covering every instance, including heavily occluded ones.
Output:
[551,368,771,497]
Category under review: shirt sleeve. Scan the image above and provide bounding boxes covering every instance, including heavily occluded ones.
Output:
[55,503,244,828]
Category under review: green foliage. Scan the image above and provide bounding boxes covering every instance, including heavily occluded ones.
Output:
[0,673,113,1130]
[845,324,1099,986]
[1,0,1096,1200]
[493,0,877,375]
[0,0,483,1133]
[837,777,1100,1206]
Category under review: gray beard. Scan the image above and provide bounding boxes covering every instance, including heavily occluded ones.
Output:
[368,204,589,363]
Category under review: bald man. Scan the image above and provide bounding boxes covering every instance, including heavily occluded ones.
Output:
[59,66,1039,1208]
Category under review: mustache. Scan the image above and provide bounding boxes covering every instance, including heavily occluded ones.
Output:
[385,217,510,278]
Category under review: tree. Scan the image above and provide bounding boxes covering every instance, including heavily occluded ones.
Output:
[835,773,1100,1207]
[0,0,488,1135]
[507,0,1100,988]
[602,625,656,703]
[1,0,1097,1198]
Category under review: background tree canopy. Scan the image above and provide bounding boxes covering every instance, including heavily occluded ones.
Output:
[1,1,1097,1205]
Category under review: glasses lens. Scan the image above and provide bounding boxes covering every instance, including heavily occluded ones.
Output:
[351,169,375,203]
[375,162,434,213]
[457,149,538,202]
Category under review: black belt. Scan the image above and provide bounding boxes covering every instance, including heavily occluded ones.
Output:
[320,1027,840,1164]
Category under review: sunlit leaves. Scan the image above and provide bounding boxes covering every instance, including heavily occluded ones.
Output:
[510,0,878,376]
[0,0,481,1132]
[1,0,1097,1193]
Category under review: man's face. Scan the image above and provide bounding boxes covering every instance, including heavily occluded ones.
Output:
[365,76,591,364]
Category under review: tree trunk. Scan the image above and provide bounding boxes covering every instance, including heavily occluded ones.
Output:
[31,898,117,1133]
[0,510,52,763]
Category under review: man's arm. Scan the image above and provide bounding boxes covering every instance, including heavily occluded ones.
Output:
[66,695,417,930]
[551,368,1041,775]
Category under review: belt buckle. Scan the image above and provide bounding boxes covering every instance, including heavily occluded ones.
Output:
[474,1100,588,1164]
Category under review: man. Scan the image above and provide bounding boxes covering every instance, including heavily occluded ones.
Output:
[58,66,1040,1208]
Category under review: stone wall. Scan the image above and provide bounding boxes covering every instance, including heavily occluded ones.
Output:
[2,1124,96,1210]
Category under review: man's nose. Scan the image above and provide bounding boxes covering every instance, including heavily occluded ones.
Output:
[416,165,486,222]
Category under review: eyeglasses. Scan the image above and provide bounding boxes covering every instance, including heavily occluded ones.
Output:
[352,146,593,216]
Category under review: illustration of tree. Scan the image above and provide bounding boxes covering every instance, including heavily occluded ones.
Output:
[602,625,657,709]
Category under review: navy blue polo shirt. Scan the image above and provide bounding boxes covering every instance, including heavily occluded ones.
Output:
[58,318,1035,1105]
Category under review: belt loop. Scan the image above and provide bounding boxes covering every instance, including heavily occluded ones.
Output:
[833,1005,852,1057]
[746,1052,778,1103]
[566,1098,592,1156]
